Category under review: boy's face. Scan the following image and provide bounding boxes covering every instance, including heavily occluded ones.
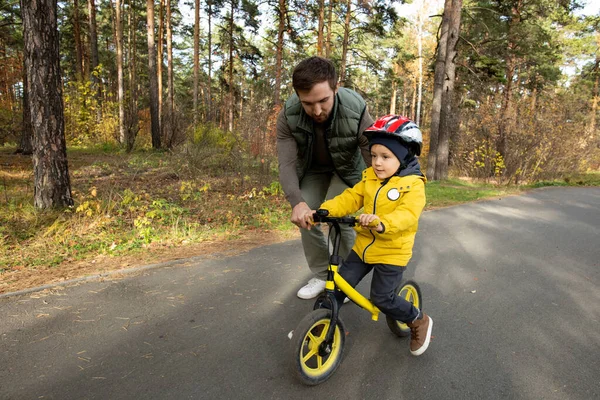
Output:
[296,81,336,124]
[370,144,401,180]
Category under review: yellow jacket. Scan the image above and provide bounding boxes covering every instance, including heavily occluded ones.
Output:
[321,167,426,266]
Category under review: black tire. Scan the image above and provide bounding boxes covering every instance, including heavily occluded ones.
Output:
[290,309,346,386]
[386,280,422,337]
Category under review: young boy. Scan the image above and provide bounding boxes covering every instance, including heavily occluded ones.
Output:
[303,115,432,356]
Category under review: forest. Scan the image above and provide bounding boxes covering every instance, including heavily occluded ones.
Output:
[1,0,599,289]
[1,0,598,190]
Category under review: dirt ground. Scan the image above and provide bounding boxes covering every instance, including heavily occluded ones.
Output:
[0,229,300,296]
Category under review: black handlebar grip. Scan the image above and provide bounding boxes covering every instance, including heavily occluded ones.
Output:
[316,209,329,217]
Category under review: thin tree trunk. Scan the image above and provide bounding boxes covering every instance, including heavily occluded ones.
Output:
[274,0,286,106]
[114,0,125,144]
[207,2,213,121]
[389,80,397,115]
[228,0,234,131]
[73,0,84,81]
[339,0,351,87]
[317,0,324,56]
[426,0,452,180]
[165,0,174,147]
[411,77,417,121]
[402,85,407,116]
[435,0,462,180]
[416,6,423,126]
[325,0,334,58]
[193,0,200,126]
[23,0,73,208]
[146,0,161,148]
[127,0,138,152]
[18,23,33,155]
[87,0,102,120]
[587,58,599,138]
[497,0,522,163]
[157,0,164,133]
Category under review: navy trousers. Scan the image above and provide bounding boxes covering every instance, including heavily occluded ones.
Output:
[334,250,419,323]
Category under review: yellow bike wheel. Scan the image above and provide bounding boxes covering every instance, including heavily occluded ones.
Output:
[386,280,422,337]
[291,309,345,385]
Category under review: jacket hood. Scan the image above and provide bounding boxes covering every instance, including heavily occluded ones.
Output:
[397,156,423,178]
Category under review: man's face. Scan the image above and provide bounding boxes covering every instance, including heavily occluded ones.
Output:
[296,81,336,124]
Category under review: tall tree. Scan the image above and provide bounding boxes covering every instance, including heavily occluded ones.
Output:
[434,0,462,180]
[273,0,287,105]
[22,0,73,208]
[193,0,200,126]
[426,0,452,180]
[126,0,138,152]
[87,0,102,119]
[18,6,33,156]
[72,0,84,80]
[113,0,125,144]
[157,0,165,132]
[316,0,325,56]
[339,0,352,86]
[165,0,174,146]
[325,0,334,58]
[146,0,161,148]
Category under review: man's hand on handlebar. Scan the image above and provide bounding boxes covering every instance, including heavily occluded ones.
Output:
[291,202,314,229]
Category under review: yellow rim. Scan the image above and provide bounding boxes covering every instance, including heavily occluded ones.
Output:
[299,319,342,378]
[396,284,420,330]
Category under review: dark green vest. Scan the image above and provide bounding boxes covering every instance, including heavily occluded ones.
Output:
[284,87,367,187]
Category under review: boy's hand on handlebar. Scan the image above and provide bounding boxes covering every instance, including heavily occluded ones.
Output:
[358,214,382,232]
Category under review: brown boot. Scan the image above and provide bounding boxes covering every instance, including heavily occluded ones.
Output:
[406,313,433,356]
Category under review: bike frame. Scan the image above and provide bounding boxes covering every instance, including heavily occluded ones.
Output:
[312,211,381,347]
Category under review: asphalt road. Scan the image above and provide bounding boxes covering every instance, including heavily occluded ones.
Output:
[1,187,599,400]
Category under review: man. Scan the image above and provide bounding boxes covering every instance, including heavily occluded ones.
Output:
[276,56,374,299]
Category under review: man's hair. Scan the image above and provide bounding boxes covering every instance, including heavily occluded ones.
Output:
[292,56,338,92]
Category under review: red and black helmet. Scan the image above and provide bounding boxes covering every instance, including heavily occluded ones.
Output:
[364,115,423,156]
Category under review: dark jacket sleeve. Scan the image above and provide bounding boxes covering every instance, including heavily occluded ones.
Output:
[276,109,304,207]
[359,107,374,167]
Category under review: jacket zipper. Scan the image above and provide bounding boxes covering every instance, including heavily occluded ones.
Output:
[362,180,386,261]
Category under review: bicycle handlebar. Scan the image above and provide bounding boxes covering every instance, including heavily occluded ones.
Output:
[312,209,358,226]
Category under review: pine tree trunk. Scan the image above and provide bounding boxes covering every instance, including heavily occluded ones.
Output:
[73,0,84,81]
[127,0,138,152]
[435,0,462,181]
[146,0,161,148]
[339,0,351,87]
[114,0,125,144]
[325,0,334,58]
[22,0,74,209]
[228,0,234,132]
[274,0,286,106]
[426,0,452,180]
[18,32,33,155]
[497,1,522,165]
[207,2,213,121]
[193,0,200,126]
[416,7,423,126]
[317,0,324,56]
[87,0,102,120]
[587,58,599,138]
[157,0,164,134]
[389,79,397,115]
[165,0,174,147]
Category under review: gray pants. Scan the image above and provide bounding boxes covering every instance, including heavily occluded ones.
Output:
[300,171,356,281]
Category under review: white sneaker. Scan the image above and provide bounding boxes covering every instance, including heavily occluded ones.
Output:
[297,278,326,299]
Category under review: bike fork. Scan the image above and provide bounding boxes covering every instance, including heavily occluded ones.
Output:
[319,289,339,356]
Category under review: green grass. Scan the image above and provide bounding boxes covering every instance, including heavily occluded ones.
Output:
[424,178,521,208]
[0,145,598,275]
